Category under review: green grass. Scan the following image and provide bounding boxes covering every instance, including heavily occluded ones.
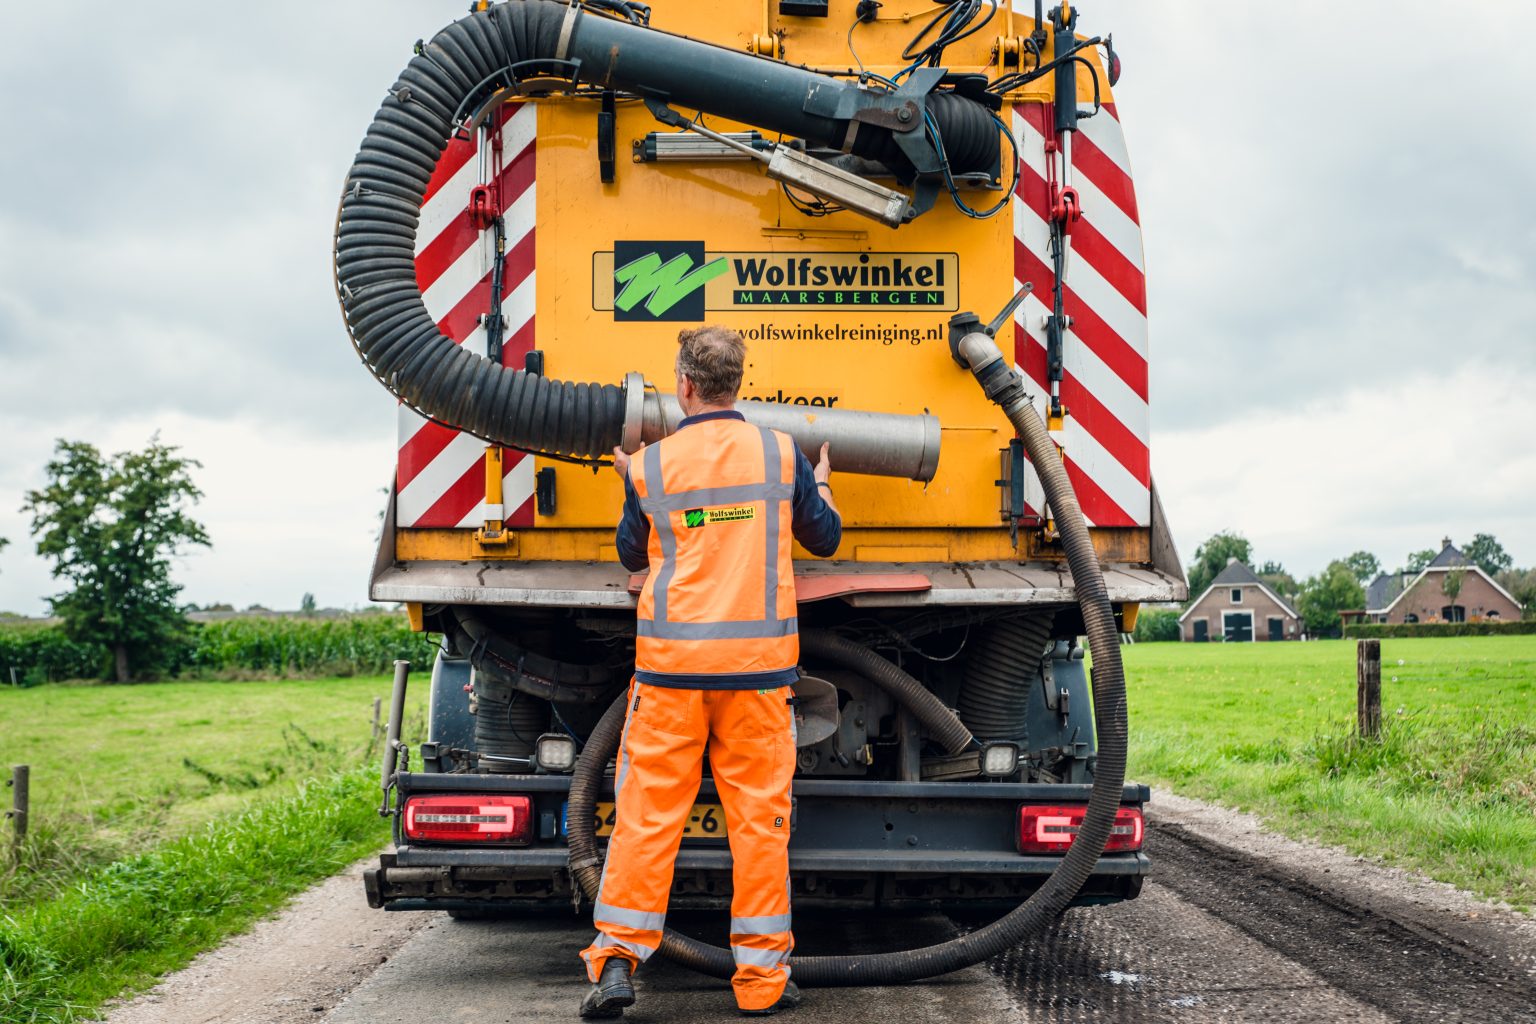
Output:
[0,676,429,1023]
[0,768,389,1023]
[1122,636,1536,909]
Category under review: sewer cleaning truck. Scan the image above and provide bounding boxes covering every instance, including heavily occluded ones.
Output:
[338,0,1186,984]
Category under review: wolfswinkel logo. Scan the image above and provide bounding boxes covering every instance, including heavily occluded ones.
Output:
[612,240,727,322]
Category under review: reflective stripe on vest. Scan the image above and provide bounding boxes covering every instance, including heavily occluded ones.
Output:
[631,421,798,678]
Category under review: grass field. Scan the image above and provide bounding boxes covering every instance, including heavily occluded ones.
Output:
[0,675,428,1023]
[1122,635,1536,909]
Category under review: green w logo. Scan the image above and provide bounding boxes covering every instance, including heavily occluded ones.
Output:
[614,252,729,317]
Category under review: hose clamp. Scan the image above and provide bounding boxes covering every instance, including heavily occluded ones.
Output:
[556,1,582,62]
[620,371,646,454]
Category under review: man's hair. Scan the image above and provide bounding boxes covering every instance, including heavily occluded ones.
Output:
[675,325,745,404]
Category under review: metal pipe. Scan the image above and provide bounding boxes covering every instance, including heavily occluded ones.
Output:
[621,374,940,481]
[380,660,410,813]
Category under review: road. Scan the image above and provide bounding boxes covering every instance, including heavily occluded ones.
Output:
[103,794,1536,1024]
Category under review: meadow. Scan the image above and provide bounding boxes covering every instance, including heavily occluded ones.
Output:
[0,675,427,1023]
[1122,635,1536,908]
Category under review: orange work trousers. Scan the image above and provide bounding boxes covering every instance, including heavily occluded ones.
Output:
[579,679,796,1011]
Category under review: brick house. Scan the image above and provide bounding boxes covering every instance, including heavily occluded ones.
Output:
[1361,539,1522,624]
[1179,559,1302,642]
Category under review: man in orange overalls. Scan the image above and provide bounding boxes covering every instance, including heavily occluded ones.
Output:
[578,325,840,1018]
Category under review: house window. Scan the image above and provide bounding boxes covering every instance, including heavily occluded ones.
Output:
[1404,613,1419,624]
[1230,588,1242,603]
[1192,620,1209,642]
[1442,605,1466,623]
[1488,610,1501,620]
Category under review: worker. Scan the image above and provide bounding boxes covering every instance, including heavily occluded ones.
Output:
[579,325,841,1019]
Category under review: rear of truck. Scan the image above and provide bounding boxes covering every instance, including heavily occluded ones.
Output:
[352,0,1184,918]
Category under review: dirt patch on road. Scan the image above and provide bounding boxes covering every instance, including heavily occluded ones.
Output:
[96,854,424,1024]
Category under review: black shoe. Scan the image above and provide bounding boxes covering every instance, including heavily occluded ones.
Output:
[740,980,801,1016]
[579,958,636,1019]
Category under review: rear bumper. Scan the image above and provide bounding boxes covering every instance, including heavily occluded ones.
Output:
[366,773,1150,911]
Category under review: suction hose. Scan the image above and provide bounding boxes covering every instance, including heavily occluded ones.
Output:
[566,434,1130,987]
[334,0,997,461]
[956,614,1052,743]
[451,609,619,704]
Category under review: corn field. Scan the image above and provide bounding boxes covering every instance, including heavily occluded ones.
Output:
[0,616,440,684]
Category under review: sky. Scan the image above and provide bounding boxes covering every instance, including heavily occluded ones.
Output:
[1,1,1533,615]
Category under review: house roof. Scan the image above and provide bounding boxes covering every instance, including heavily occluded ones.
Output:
[1428,543,1471,568]
[1366,541,1518,614]
[1178,561,1301,622]
[1365,571,1415,612]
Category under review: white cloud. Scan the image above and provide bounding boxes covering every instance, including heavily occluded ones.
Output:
[1155,361,1536,578]
[0,410,395,616]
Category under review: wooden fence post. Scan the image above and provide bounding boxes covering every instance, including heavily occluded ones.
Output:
[1357,639,1381,739]
[371,696,383,744]
[6,764,28,858]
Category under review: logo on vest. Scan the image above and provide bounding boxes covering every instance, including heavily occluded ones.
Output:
[682,505,756,528]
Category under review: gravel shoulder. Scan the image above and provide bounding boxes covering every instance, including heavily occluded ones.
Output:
[95,854,425,1024]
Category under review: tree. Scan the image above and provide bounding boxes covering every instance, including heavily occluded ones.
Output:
[1297,560,1365,638]
[22,438,209,682]
[1187,531,1253,600]
[1404,549,1436,573]
[1257,559,1298,599]
[1463,533,1513,577]
[1441,567,1465,620]
[300,592,317,615]
[1342,550,1380,585]
[1496,568,1536,619]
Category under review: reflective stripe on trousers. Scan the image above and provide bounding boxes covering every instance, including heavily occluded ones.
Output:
[579,680,796,1012]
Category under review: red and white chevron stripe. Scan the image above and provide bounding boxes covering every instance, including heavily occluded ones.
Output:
[397,102,538,529]
[1012,101,1151,527]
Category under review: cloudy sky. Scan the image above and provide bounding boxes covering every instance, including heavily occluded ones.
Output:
[1,1,1532,615]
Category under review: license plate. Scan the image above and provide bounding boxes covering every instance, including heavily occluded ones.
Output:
[592,801,725,838]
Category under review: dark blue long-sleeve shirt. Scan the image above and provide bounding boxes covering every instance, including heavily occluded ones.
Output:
[615,410,841,572]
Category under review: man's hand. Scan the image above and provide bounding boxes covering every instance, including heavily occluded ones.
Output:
[813,443,831,486]
[612,446,631,481]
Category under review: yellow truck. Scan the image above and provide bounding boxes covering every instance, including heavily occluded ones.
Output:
[340,0,1184,984]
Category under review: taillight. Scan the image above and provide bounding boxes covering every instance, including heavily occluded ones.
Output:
[1017,805,1143,854]
[403,795,533,844]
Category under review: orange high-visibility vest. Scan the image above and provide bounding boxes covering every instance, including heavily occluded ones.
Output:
[628,417,798,685]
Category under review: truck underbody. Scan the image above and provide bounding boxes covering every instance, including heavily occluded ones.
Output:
[364,488,1181,914]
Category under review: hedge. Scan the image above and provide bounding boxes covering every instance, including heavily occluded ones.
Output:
[0,615,439,684]
[1132,607,1181,642]
[0,623,105,685]
[1343,619,1536,639]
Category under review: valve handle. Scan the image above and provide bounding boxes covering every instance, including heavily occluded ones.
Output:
[984,282,1034,338]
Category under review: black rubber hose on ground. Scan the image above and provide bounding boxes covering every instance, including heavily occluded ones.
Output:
[334,1,999,459]
[567,503,1128,987]
[956,614,1052,743]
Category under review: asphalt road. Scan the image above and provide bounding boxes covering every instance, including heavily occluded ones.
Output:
[317,814,1536,1024]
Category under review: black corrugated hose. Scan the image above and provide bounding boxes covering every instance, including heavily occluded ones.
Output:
[956,613,1052,743]
[333,1,999,459]
[451,609,618,704]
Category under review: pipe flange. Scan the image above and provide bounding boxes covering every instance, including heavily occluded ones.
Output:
[917,413,942,483]
[621,371,646,453]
